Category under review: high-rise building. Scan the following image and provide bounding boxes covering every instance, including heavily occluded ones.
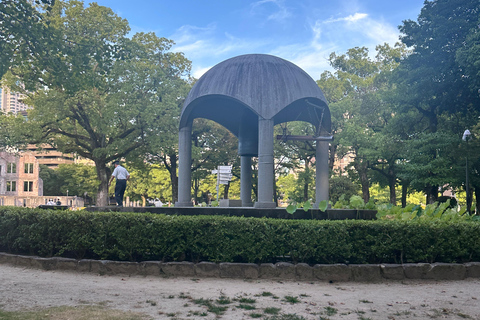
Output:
[0,87,30,114]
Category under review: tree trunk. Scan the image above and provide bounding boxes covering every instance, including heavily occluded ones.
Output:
[355,160,370,203]
[95,159,109,207]
[329,144,337,172]
[474,187,479,215]
[223,183,229,199]
[425,185,438,204]
[401,181,408,208]
[273,177,278,205]
[389,177,396,205]
[303,161,310,202]
[467,187,474,214]
[168,153,178,203]
[193,177,199,205]
[388,168,396,205]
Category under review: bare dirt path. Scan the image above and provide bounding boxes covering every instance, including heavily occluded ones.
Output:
[0,264,479,319]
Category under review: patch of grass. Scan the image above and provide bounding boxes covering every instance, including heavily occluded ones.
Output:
[146,300,157,306]
[237,297,256,304]
[167,295,175,299]
[250,313,263,318]
[207,305,228,315]
[324,306,338,316]
[256,291,274,297]
[394,310,411,316]
[359,299,373,303]
[178,292,191,299]
[265,314,307,320]
[238,304,256,310]
[457,312,472,319]
[264,307,281,315]
[283,296,300,304]
[192,297,228,315]
[193,298,212,306]
[216,296,232,305]
[0,306,151,320]
[299,293,310,297]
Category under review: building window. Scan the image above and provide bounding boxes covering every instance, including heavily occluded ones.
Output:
[24,181,33,192]
[7,181,16,192]
[7,163,16,173]
[24,163,34,174]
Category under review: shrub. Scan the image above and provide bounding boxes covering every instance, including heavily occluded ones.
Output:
[0,206,479,264]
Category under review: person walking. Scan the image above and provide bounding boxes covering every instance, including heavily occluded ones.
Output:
[108,161,130,207]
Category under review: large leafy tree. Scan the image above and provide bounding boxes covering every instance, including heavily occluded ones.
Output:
[395,0,480,204]
[39,163,98,197]
[0,0,191,205]
[318,44,408,204]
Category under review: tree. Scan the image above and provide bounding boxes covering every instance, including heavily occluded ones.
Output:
[318,45,408,204]
[0,0,191,206]
[395,0,480,203]
[275,121,317,203]
[191,119,239,204]
[40,163,98,198]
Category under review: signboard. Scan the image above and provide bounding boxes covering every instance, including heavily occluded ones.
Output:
[214,165,233,186]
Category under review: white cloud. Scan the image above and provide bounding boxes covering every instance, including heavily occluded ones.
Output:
[325,12,368,24]
[169,7,401,81]
[192,66,212,79]
[250,0,292,22]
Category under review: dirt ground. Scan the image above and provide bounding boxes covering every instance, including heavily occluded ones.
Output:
[0,264,479,319]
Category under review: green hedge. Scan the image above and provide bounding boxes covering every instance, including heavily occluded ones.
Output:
[1,207,479,264]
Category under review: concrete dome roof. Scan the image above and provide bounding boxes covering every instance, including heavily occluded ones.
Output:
[180,54,330,136]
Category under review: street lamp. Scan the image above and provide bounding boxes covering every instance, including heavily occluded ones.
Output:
[462,129,471,213]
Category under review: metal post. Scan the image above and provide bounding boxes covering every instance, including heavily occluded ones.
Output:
[463,129,471,214]
[466,140,470,214]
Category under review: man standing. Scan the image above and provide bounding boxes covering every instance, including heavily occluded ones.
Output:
[108,161,130,207]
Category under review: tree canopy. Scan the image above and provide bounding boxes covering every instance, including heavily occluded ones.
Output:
[0,0,191,205]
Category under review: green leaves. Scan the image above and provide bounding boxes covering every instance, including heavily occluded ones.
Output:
[1,207,479,264]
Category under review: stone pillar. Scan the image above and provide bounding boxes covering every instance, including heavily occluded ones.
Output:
[255,118,276,208]
[315,140,329,207]
[240,156,253,207]
[176,125,193,207]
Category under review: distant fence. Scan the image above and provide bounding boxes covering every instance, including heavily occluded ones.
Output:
[0,196,84,208]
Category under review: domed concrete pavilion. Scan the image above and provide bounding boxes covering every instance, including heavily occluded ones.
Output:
[176,54,332,208]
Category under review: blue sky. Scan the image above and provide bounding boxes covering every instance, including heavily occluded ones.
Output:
[93,0,425,80]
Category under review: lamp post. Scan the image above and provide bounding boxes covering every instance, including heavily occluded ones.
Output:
[462,129,471,213]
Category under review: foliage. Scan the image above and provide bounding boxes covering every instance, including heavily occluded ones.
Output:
[332,195,376,210]
[394,0,480,203]
[1,207,479,264]
[0,0,191,206]
[329,175,360,204]
[377,200,478,222]
[39,164,98,197]
[274,121,318,203]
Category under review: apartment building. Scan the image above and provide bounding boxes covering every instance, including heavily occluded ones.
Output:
[26,144,76,169]
[0,151,43,197]
[0,87,30,114]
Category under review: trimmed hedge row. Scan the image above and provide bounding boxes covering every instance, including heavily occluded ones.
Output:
[1,207,479,264]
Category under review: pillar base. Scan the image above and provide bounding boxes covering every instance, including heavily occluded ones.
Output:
[174,201,193,207]
[254,201,276,209]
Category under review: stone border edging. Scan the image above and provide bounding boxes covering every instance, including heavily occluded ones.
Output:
[1,252,479,282]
